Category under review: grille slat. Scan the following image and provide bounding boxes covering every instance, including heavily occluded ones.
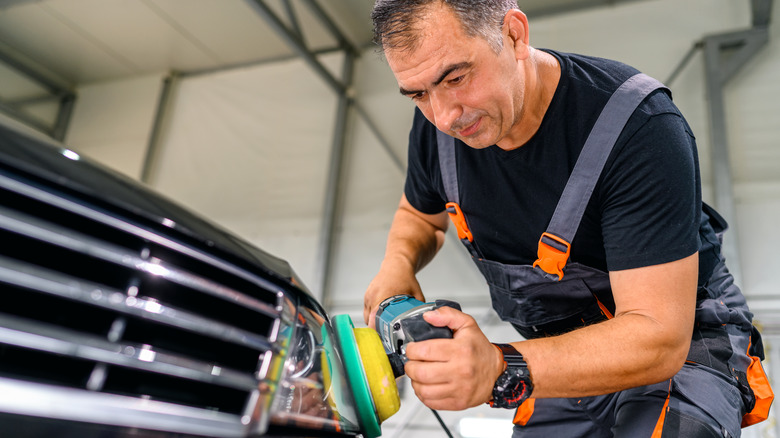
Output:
[0,203,280,319]
[0,167,291,434]
[0,314,259,392]
[0,255,275,353]
[0,172,288,305]
[0,376,249,437]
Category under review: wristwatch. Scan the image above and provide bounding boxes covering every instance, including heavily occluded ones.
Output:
[489,343,533,409]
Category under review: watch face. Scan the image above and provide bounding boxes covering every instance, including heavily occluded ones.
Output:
[493,367,532,409]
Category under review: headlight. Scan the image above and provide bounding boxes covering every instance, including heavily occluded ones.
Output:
[268,295,361,435]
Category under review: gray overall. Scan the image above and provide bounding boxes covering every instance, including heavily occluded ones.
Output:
[436,74,765,437]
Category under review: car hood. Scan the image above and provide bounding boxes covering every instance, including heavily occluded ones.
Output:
[0,116,313,300]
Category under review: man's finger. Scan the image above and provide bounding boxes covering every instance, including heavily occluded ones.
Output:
[422,305,474,332]
[410,380,475,411]
[404,359,453,385]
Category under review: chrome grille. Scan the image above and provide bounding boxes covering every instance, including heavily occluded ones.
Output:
[0,171,287,436]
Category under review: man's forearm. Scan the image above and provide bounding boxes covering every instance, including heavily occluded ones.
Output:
[515,253,698,398]
[363,195,449,324]
[383,205,446,274]
[515,313,690,398]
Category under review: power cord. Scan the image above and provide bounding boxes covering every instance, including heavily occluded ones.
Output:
[430,409,454,437]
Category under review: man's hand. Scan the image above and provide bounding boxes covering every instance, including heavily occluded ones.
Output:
[363,257,425,328]
[403,306,504,410]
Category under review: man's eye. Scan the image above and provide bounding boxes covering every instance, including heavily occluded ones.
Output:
[412,91,426,101]
[449,75,464,84]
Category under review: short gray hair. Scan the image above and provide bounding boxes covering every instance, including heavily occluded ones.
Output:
[371,0,519,54]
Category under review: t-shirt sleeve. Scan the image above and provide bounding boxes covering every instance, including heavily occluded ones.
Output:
[599,111,701,271]
[403,109,448,214]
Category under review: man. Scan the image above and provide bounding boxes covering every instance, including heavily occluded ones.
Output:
[363,0,771,437]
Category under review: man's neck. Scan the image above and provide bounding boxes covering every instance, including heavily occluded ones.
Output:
[497,49,561,151]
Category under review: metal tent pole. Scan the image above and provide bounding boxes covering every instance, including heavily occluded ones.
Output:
[0,46,75,140]
[246,0,364,304]
[318,52,355,307]
[141,73,179,185]
[702,22,770,286]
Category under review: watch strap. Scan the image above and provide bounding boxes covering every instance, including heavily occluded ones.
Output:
[489,343,533,409]
[493,343,527,368]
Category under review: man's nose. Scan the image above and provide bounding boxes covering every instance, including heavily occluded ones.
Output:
[430,91,461,133]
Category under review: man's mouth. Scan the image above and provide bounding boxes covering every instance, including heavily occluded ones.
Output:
[455,117,481,137]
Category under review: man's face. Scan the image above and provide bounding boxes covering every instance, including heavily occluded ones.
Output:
[385,4,524,149]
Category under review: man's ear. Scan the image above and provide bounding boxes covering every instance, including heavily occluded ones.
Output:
[503,9,530,60]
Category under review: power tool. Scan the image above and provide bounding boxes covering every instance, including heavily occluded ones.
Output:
[330,295,460,438]
[375,295,461,378]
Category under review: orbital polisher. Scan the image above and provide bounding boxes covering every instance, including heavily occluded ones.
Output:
[331,295,461,438]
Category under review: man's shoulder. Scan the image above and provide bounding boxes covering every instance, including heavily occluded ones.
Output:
[547,50,681,132]
[551,50,642,88]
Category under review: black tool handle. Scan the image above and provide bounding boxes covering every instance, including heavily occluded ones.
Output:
[433,299,461,312]
[400,300,461,343]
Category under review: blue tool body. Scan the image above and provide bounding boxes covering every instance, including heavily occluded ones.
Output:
[375,295,461,364]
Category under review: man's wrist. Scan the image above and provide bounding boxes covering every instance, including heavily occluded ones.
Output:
[489,343,533,409]
[492,343,507,376]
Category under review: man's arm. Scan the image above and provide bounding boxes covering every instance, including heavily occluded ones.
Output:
[363,193,449,326]
[403,252,698,409]
[519,252,698,397]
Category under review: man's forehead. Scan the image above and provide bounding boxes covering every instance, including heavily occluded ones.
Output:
[385,46,449,84]
[381,2,466,59]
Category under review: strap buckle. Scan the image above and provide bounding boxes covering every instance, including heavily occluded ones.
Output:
[445,202,473,242]
[533,232,570,280]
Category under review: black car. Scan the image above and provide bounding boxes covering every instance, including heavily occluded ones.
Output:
[0,116,364,438]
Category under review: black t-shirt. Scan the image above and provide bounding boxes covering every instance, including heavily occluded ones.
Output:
[404,50,719,278]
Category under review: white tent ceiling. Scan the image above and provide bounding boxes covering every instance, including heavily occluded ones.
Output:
[0,0,650,85]
[1,1,780,437]
[0,0,659,144]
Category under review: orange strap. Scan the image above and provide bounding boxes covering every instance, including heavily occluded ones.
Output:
[512,398,535,426]
[445,202,473,242]
[741,354,774,427]
[595,296,614,319]
[650,381,672,437]
[532,232,571,280]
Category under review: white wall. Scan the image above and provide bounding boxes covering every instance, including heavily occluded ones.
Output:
[65,73,164,179]
[151,54,346,293]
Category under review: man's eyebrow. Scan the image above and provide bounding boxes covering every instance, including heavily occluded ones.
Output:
[398,62,472,96]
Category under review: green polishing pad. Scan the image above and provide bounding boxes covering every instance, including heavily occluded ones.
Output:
[332,314,381,438]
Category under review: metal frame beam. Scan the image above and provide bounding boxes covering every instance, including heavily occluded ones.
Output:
[752,0,774,26]
[0,44,76,140]
[702,16,770,286]
[246,0,346,95]
[245,0,400,303]
[663,0,773,289]
[665,40,704,85]
[281,0,303,39]
[0,100,51,134]
[317,52,355,307]
[51,92,76,142]
[140,73,179,185]
[299,0,360,57]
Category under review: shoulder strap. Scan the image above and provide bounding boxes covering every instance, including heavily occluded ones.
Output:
[436,129,482,258]
[436,129,458,203]
[436,73,667,273]
[535,73,668,279]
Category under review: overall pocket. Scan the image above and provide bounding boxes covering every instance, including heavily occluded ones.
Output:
[487,277,609,339]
